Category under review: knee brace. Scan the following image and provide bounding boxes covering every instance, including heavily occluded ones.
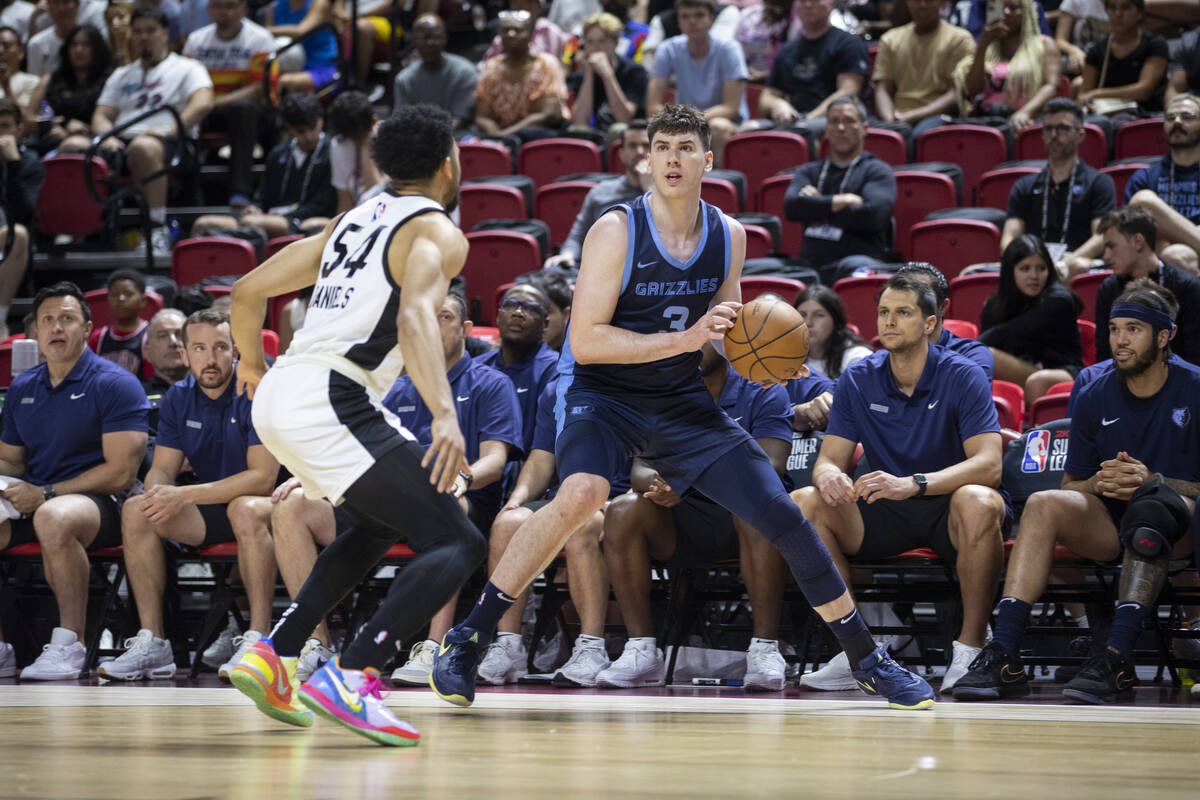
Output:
[1119,481,1191,558]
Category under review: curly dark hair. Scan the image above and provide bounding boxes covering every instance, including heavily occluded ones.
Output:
[794,285,865,379]
[647,103,711,152]
[280,92,322,130]
[516,268,572,312]
[371,104,454,182]
[1113,277,1178,361]
[326,90,375,139]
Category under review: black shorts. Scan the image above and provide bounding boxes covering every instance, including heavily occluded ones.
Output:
[663,494,739,570]
[100,134,195,177]
[852,495,958,565]
[6,492,123,550]
[195,503,236,548]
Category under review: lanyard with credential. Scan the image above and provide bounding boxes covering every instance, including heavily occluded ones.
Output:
[1041,162,1077,244]
[817,154,862,196]
[279,132,326,206]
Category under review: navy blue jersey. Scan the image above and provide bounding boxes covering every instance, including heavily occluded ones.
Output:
[1068,354,1188,417]
[786,368,835,405]
[156,375,261,483]
[559,192,733,397]
[1065,360,1200,481]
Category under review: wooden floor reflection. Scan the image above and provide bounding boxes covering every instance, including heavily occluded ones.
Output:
[1,685,1198,799]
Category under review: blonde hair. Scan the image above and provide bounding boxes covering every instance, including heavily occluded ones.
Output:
[582,12,623,40]
[955,0,1045,114]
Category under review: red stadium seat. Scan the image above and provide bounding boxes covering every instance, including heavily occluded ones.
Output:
[462,231,542,324]
[36,154,111,238]
[758,174,805,257]
[976,166,1041,211]
[948,272,999,325]
[909,219,1001,280]
[267,291,299,333]
[1028,392,1069,427]
[472,325,500,345]
[1114,118,1166,161]
[741,275,804,304]
[459,140,512,179]
[0,339,13,388]
[1045,380,1074,397]
[915,125,1008,205]
[893,170,958,259]
[459,183,528,233]
[535,181,594,249]
[992,379,1025,431]
[993,394,1020,431]
[1100,162,1150,206]
[700,176,741,213]
[942,318,978,339]
[84,288,164,331]
[261,329,279,359]
[745,82,765,119]
[1015,123,1108,168]
[1078,318,1096,366]
[832,274,888,342]
[264,234,304,261]
[518,138,602,188]
[1069,269,1112,325]
[742,224,774,259]
[607,139,623,174]
[724,131,808,211]
[818,128,907,167]
[172,236,257,287]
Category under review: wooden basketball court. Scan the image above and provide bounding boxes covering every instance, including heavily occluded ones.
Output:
[2,682,1198,798]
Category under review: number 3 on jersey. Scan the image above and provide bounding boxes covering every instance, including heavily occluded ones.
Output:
[662,306,689,332]
[321,223,384,278]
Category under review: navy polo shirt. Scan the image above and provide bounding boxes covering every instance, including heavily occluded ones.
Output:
[1065,360,1200,481]
[384,353,523,516]
[156,374,261,483]
[718,365,794,445]
[827,344,1000,477]
[786,368,835,406]
[938,327,994,380]
[2,348,149,486]
[476,341,560,452]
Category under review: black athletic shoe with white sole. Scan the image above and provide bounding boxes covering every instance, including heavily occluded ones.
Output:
[951,642,1030,700]
[1062,647,1137,705]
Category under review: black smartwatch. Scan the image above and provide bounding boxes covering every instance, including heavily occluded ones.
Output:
[458,470,474,488]
[912,474,928,497]
[43,485,57,502]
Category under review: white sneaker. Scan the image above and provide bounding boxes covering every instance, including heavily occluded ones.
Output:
[97,629,177,681]
[744,638,787,692]
[20,627,86,681]
[940,640,982,695]
[476,633,528,685]
[0,642,16,678]
[552,635,611,688]
[532,630,567,673]
[596,639,666,688]
[799,651,857,691]
[201,616,238,669]
[218,630,262,682]
[296,638,337,683]
[391,639,436,686]
[149,226,173,256]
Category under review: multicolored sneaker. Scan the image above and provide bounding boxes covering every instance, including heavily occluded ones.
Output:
[299,659,420,747]
[229,638,314,728]
[851,645,936,710]
[429,624,489,707]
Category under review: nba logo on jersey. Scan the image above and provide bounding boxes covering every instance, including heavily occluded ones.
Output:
[371,201,387,222]
[1021,430,1051,473]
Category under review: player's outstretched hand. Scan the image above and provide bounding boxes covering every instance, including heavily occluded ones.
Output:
[853,470,917,503]
[686,301,742,348]
[815,471,856,507]
[237,361,266,400]
[423,413,469,494]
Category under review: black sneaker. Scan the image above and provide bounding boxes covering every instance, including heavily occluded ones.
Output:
[1053,635,1093,683]
[1062,647,1137,705]
[951,642,1030,701]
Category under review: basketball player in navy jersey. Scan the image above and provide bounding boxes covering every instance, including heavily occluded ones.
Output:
[225,104,486,746]
[955,280,1200,704]
[431,104,935,710]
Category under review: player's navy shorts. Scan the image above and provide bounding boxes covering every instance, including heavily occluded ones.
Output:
[555,383,751,494]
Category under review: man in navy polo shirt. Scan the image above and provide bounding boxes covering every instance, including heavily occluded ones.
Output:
[475,283,561,453]
[0,282,148,682]
[599,342,797,691]
[788,366,834,431]
[382,291,523,686]
[897,262,995,379]
[102,309,279,682]
[793,273,1007,695]
[956,280,1200,705]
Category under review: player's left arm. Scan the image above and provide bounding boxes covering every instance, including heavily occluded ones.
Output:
[709,217,745,358]
[231,217,336,397]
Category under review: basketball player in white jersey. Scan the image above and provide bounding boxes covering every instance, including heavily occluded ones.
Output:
[225,104,486,747]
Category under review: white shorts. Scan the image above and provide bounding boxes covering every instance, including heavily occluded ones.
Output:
[251,360,414,504]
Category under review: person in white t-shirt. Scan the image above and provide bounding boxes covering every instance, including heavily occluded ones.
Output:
[93,7,213,254]
[0,26,38,107]
[326,89,382,213]
[27,0,103,76]
[0,0,34,41]
[183,0,275,206]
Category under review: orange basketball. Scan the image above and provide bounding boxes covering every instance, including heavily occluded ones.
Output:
[724,294,810,384]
